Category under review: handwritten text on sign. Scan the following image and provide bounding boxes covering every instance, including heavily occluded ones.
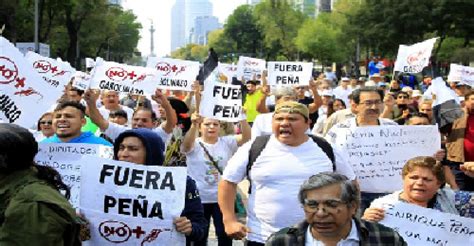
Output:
[200,82,244,122]
[380,202,474,246]
[267,61,313,86]
[147,57,200,91]
[236,56,266,81]
[333,125,440,192]
[80,159,187,245]
[34,143,113,207]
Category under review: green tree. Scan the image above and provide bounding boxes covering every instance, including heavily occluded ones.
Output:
[207,29,236,62]
[224,5,263,57]
[254,0,306,60]
[171,44,208,62]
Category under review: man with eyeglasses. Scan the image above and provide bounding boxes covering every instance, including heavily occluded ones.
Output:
[325,87,397,213]
[266,173,406,246]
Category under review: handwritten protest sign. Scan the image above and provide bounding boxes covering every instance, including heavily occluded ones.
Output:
[236,56,266,81]
[34,143,113,207]
[379,202,474,245]
[448,64,474,87]
[0,37,60,126]
[460,66,474,87]
[267,61,313,86]
[333,125,440,192]
[80,159,187,245]
[218,63,238,83]
[72,71,91,91]
[447,64,463,82]
[394,38,437,73]
[25,51,75,92]
[200,82,244,122]
[90,58,157,95]
[147,57,200,91]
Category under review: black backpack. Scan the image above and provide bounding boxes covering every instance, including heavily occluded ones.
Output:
[246,134,336,193]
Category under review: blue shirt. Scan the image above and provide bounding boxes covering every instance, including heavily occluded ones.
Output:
[41,131,112,146]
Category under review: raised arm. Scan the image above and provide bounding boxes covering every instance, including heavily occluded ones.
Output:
[307,79,322,113]
[235,117,251,146]
[181,113,201,153]
[83,89,109,131]
[152,89,177,134]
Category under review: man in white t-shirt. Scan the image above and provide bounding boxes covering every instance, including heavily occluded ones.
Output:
[218,101,356,245]
[84,89,177,145]
[333,77,353,107]
[325,87,397,215]
[98,90,134,125]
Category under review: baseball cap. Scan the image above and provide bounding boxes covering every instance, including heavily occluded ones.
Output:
[274,101,309,119]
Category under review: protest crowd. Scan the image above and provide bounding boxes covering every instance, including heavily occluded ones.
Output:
[1,35,474,246]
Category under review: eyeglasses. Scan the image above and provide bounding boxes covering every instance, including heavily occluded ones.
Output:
[39,121,52,125]
[359,100,382,106]
[397,96,409,99]
[303,199,346,213]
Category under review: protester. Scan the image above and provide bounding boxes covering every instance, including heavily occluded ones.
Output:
[108,109,128,126]
[84,89,177,144]
[0,123,82,245]
[113,128,207,244]
[363,156,474,222]
[312,99,346,136]
[181,112,251,246]
[218,101,355,245]
[418,99,434,123]
[321,94,357,136]
[333,77,352,107]
[35,112,54,141]
[243,80,264,126]
[99,90,135,124]
[325,87,397,213]
[445,90,474,191]
[42,101,112,146]
[266,173,407,246]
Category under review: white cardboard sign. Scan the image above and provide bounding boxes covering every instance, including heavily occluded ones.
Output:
[236,56,266,81]
[147,57,200,91]
[267,61,313,86]
[394,38,437,73]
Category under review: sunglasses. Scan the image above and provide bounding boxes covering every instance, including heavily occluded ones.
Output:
[40,121,52,125]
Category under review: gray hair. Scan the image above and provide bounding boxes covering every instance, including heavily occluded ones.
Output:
[273,86,296,100]
[298,172,360,208]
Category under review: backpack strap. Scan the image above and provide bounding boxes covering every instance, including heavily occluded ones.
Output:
[307,134,336,171]
[246,135,271,194]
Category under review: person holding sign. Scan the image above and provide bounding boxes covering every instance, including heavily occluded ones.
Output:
[363,156,474,222]
[113,128,207,244]
[42,101,112,146]
[0,124,82,245]
[266,173,406,246]
[181,111,251,246]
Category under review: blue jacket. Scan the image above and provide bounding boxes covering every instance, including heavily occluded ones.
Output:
[41,131,112,146]
[114,128,207,242]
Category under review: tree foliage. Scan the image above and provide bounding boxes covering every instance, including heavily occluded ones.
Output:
[170,43,208,62]
[0,0,141,68]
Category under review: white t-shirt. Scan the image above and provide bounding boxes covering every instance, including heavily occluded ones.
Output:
[333,86,352,107]
[183,136,238,203]
[222,135,353,243]
[104,122,171,148]
[99,105,135,125]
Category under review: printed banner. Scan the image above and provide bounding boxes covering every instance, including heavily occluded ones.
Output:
[147,57,200,91]
[394,38,437,73]
[199,82,244,122]
[0,37,61,126]
[72,71,91,91]
[218,63,238,83]
[80,159,187,245]
[236,56,266,81]
[25,51,75,92]
[34,143,113,207]
[90,58,157,95]
[267,61,313,86]
[333,125,440,192]
[379,202,474,245]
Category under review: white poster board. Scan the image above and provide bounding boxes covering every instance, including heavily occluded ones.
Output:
[25,51,75,92]
[90,58,157,95]
[394,38,437,73]
[333,125,440,192]
[0,37,61,126]
[267,61,313,86]
[379,202,474,245]
[34,143,113,207]
[147,57,200,91]
[218,63,238,83]
[80,159,187,245]
[72,71,91,91]
[199,82,244,122]
[236,56,266,81]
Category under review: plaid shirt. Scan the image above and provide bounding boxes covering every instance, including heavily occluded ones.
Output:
[265,218,407,246]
